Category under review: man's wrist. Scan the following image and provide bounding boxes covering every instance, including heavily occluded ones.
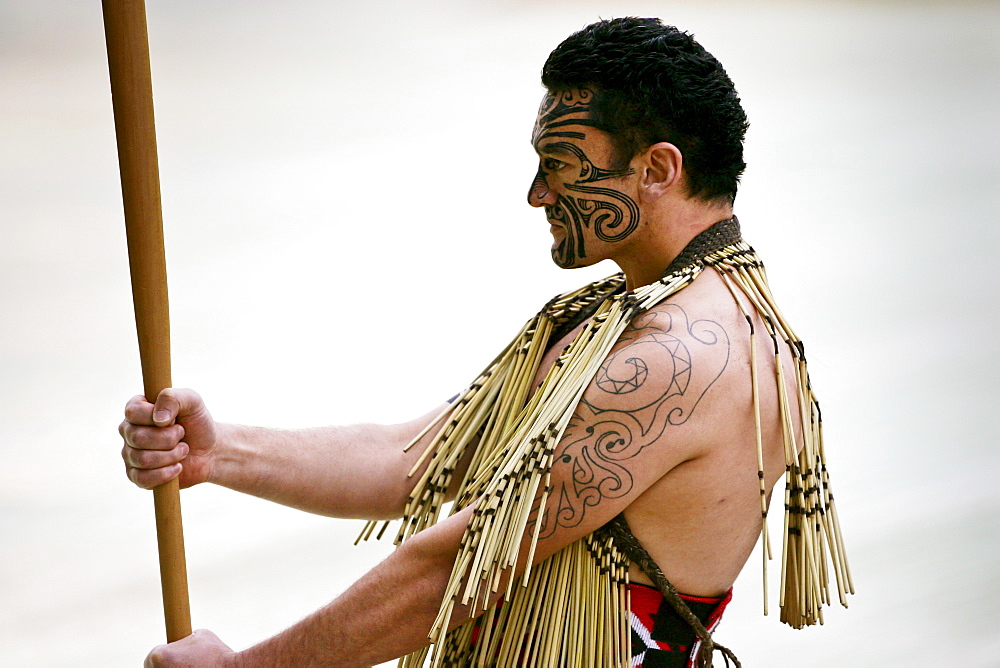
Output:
[202,421,241,487]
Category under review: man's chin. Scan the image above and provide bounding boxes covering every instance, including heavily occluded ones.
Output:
[550,247,586,270]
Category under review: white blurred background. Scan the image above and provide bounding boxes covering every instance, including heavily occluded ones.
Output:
[1,1,998,665]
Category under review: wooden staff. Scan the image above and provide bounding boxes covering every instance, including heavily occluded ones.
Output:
[102,0,192,642]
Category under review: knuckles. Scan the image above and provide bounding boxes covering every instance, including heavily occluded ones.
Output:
[131,446,164,469]
[123,395,154,424]
[144,644,169,667]
[125,462,156,489]
[127,460,179,489]
[123,423,184,450]
[124,440,186,468]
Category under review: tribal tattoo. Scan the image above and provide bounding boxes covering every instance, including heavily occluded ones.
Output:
[536,305,730,538]
[532,88,640,268]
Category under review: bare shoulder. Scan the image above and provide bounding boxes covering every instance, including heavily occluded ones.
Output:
[533,269,806,592]
[534,271,749,542]
[580,270,748,439]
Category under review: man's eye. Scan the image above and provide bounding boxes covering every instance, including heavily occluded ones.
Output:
[543,158,566,171]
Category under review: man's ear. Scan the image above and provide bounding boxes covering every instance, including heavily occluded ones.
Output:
[639,142,684,201]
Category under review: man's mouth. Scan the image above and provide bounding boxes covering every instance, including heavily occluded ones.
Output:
[544,207,562,227]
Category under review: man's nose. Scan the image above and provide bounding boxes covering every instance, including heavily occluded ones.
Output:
[527,169,557,207]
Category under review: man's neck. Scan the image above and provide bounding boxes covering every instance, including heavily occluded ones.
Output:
[617,201,734,291]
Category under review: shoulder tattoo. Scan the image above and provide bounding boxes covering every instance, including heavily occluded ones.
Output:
[537,304,730,537]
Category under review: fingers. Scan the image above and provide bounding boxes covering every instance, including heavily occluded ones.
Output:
[119,418,186,462]
[122,431,188,489]
[121,389,189,489]
[126,458,183,489]
[123,394,156,426]
[144,629,234,667]
[122,433,188,467]
[121,387,213,490]
[120,417,185,448]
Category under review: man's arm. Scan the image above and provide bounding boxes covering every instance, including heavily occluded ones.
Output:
[143,302,731,665]
[231,504,475,667]
[120,388,453,519]
[146,504,475,667]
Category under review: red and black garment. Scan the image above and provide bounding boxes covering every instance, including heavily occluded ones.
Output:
[629,583,732,668]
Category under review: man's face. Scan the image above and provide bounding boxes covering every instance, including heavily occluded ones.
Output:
[528,88,640,269]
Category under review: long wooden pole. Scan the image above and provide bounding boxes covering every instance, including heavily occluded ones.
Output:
[101,0,192,642]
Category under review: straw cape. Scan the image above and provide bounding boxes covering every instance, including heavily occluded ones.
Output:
[359,219,852,667]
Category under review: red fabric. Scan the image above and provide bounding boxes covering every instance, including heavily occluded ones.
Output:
[628,583,732,667]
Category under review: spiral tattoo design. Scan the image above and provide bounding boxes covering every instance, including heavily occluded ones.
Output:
[536,305,730,537]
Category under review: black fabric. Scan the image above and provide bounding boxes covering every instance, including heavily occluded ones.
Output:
[631,584,723,667]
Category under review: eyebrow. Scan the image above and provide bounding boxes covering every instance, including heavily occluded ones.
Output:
[535,141,577,157]
[531,129,587,152]
[540,130,586,140]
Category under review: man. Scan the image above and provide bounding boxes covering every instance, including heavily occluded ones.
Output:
[121,18,848,667]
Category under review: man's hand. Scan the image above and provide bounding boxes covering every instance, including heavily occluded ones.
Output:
[144,629,237,667]
[120,388,218,489]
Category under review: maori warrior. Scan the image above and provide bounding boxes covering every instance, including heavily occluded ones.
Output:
[360,220,852,667]
[122,17,852,668]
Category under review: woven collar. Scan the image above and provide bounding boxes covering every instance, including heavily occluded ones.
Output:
[661,216,742,277]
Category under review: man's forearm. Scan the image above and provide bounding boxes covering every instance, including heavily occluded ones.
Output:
[207,405,449,519]
[230,506,475,667]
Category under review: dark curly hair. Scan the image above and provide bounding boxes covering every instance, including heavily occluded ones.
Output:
[542,18,749,204]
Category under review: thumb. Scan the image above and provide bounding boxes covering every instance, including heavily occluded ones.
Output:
[153,388,207,427]
[152,388,180,427]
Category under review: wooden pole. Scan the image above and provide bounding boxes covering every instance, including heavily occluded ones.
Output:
[101,0,192,642]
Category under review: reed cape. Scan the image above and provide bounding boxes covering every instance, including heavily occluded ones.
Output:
[360,219,852,667]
